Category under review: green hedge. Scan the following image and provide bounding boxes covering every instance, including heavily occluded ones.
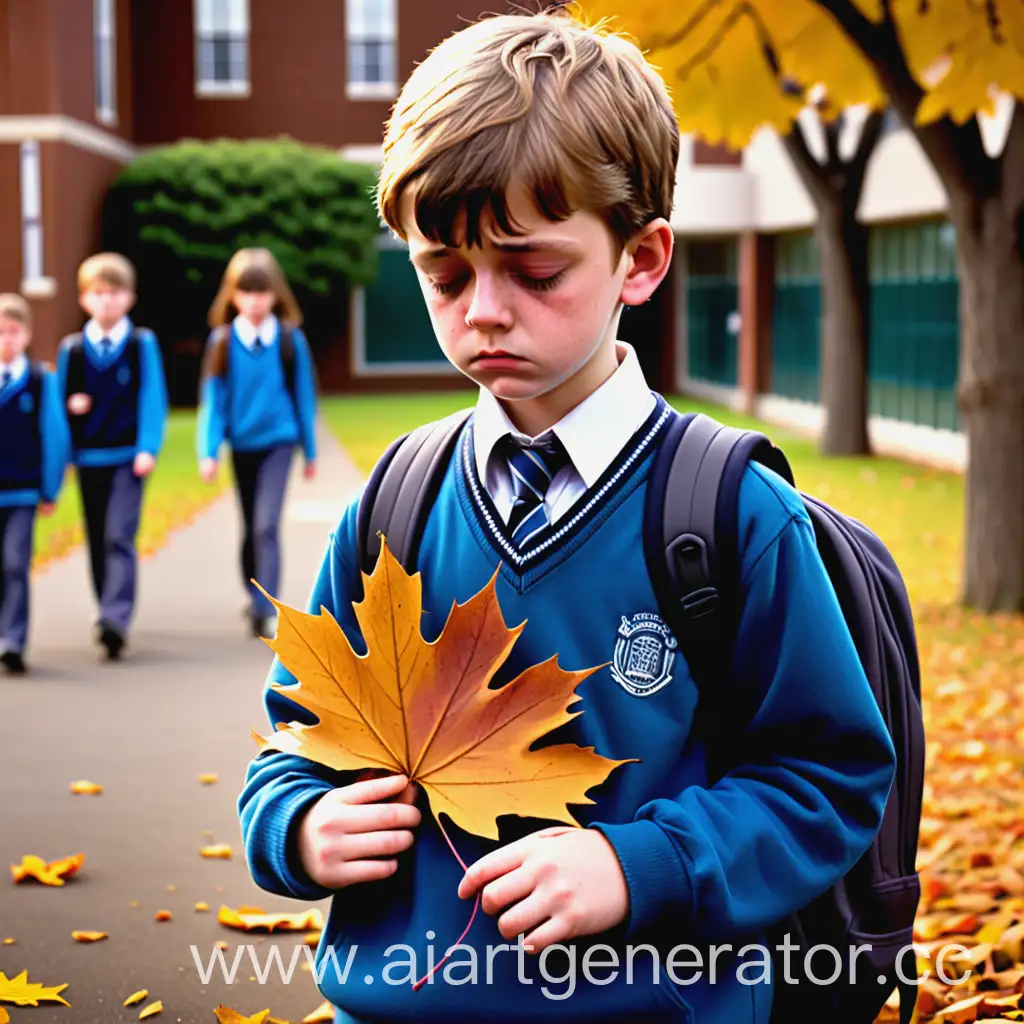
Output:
[101,137,382,352]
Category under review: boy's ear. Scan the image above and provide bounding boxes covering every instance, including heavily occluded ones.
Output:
[619,218,674,308]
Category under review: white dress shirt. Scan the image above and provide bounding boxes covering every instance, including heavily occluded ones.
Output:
[0,354,28,389]
[233,313,278,349]
[84,316,130,355]
[473,342,657,526]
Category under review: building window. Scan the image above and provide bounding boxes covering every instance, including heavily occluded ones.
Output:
[346,0,397,100]
[20,141,44,282]
[94,0,116,125]
[195,0,250,96]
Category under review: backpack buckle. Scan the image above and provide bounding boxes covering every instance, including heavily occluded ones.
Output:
[668,535,719,623]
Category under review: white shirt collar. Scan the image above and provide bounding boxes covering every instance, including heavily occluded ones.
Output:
[84,317,130,346]
[473,341,656,489]
[0,354,28,383]
[233,314,278,348]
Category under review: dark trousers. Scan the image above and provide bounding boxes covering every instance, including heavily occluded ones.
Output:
[0,505,36,654]
[78,462,144,634]
[230,445,293,619]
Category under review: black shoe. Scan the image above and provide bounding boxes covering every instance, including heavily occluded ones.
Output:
[97,623,126,660]
[1,650,26,675]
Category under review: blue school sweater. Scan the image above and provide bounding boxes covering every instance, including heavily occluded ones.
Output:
[55,324,169,467]
[238,397,896,1024]
[0,363,69,508]
[195,323,317,462]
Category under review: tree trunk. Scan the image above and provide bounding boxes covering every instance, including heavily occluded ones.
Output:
[815,198,871,455]
[951,195,1024,611]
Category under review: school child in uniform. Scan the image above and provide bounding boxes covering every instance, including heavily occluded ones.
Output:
[0,294,70,675]
[196,247,318,639]
[56,253,169,660]
[237,11,898,1024]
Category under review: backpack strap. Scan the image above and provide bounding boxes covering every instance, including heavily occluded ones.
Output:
[279,323,296,398]
[644,411,794,776]
[355,408,473,579]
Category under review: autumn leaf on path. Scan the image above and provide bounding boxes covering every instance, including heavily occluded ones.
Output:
[69,780,103,794]
[252,538,633,840]
[0,970,70,1006]
[200,844,233,859]
[217,905,323,933]
[199,773,219,785]
[10,853,84,886]
[214,1008,271,1023]
[301,1003,334,1023]
[71,931,108,942]
[124,990,148,1006]
[0,1007,8,1023]
[139,1000,163,1018]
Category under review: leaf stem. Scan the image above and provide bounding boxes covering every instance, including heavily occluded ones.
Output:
[411,815,479,991]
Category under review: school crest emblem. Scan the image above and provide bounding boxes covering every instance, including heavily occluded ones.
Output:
[611,612,678,697]
[18,391,33,413]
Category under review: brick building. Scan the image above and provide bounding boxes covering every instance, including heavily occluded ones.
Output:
[0,0,687,397]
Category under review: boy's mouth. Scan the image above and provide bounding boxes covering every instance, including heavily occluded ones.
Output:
[473,350,525,363]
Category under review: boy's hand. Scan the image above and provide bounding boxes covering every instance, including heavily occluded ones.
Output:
[298,772,420,889]
[39,502,56,517]
[199,458,218,483]
[134,452,156,477]
[458,826,629,953]
[303,460,317,480]
[67,392,92,415]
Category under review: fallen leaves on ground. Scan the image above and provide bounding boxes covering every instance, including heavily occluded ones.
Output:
[199,773,219,784]
[0,970,70,1006]
[1,940,13,946]
[10,853,84,886]
[252,537,630,841]
[217,905,323,933]
[139,999,163,1018]
[302,1003,335,1023]
[0,1007,8,1023]
[124,989,148,1006]
[154,910,172,922]
[71,931,107,942]
[214,1008,271,1023]
[69,780,103,794]
[873,607,1024,1023]
[200,844,233,859]
[196,901,210,912]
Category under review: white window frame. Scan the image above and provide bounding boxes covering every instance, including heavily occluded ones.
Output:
[19,140,55,297]
[346,0,397,100]
[94,0,117,126]
[194,0,251,97]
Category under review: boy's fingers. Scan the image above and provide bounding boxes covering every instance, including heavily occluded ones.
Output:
[327,801,421,835]
[480,864,535,917]
[459,843,527,899]
[340,829,415,861]
[338,859,399,888]
[340,773,411,804]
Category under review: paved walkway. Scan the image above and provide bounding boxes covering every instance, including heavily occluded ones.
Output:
[0,422,366,1023]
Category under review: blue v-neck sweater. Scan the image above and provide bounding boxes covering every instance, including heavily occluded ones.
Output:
[239,397,896,1024]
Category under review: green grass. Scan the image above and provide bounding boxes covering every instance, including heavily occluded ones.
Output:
[32,410,230,571]
[320,390,964,609]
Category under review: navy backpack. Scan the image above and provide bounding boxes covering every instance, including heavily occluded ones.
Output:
[354,405,926,1024]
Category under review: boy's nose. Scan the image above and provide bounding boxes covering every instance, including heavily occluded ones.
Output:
[464,277,513,332]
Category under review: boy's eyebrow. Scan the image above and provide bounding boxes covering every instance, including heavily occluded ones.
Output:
[413,240,582,262]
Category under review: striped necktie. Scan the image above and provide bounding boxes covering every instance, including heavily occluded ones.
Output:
[502,434,571,548]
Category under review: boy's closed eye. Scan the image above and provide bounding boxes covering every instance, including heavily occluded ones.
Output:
[428,264,569,297]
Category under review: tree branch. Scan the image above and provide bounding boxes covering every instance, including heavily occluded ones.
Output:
[847,108,885,202]
[824,113,844,173]
[1002,99,1024,216]
[816,0,998,204]
[781,117,831,205]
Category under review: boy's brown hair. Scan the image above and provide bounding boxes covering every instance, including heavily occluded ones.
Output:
[78,252,136,292]
[0,293,31,328]
[375,6,679,260]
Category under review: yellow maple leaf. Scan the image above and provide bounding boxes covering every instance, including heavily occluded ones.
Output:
[0,969,70,1007]
[252,538,632,841]
[199,844,233,860]
[139,999,163,1019]
[124,989,149,1006]
[214,1008,271,1024]
[216,905,323,933]
[302,1003,335,1024]
[10,852,85,886]
[69,780,103,795]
